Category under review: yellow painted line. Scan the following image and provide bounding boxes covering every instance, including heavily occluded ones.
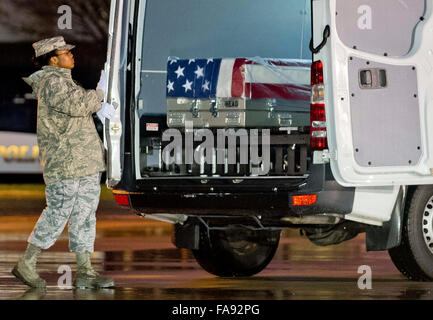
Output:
[0,190,45,199]
[0,216,38,223]
[0,216,171,232]
[0,185,114,200]
[112,274,176,279]
[0,184,44,191]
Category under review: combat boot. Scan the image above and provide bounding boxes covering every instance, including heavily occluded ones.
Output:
[73,251,114,289]
[11,243,46,288]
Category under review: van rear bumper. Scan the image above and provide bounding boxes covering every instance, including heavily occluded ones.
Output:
[117,164,355,218]
[127,176,308,216]
[289,163,355,216]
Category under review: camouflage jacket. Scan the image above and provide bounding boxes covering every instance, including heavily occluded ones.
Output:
[23,66,106,185]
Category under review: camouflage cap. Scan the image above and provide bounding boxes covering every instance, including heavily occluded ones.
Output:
[32,36,75,57]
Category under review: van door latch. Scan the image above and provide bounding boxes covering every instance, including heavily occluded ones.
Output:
[209,99,218,117]
[190,99,200,118]
[359,68,387,89]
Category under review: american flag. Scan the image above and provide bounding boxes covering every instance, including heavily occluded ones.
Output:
[166,57,311,101]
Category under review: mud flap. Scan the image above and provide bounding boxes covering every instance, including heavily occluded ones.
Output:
[366,186,405,251]
[172,220,200,250]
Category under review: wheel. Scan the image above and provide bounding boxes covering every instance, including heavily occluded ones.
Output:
[388,186,433,281]
[192,226,280,277]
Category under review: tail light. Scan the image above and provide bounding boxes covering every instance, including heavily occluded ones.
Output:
[292,194,318,206]
[114,194,130,206]
[310,61,328,151]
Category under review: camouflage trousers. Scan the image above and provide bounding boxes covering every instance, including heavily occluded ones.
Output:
[28,173,101,253]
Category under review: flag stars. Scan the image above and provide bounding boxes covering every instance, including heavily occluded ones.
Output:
[182,79,193,93]
[174,66,185,78]
[169,57,178,65]
[194,65,204,79]
[202,80,210,92]
[168,58,219,96]
[167,80,174,93]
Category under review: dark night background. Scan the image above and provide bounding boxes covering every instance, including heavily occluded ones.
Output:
[0,0,110,135]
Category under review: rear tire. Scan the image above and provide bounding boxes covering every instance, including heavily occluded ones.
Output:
[192,227,280,277]
[388,186,433,281]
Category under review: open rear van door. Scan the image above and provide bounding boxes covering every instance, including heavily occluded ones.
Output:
[104,0,130,186]
[311,0,433,187]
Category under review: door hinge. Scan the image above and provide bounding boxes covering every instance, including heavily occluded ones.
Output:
[313,149,337,164]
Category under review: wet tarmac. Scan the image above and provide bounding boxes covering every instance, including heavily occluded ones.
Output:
[1,184,433,300]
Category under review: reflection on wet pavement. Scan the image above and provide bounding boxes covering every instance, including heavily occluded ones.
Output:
[2,228,433,300]
[1,185,433,300]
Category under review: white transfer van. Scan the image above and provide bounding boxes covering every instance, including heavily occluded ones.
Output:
[103,0,433,280]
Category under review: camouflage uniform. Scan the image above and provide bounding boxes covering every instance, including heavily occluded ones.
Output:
[23,65,106,185]
[13,36,114,289]
[28,173,101,252]
[22,37,105,252]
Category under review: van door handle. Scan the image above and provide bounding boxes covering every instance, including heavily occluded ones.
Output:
[360,70,372,87]
[310,25,330,54]
[359,69,387,89]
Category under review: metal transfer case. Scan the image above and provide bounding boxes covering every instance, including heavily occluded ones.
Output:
[166,57,311,128]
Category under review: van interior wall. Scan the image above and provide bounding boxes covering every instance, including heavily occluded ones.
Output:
[135,0,312,178]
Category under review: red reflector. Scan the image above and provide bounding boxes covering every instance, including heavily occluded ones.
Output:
[114,194,129,206]
[311,60,324,85]
[292,194,317,206]
[310,136,328,150]
[310,103,326,122]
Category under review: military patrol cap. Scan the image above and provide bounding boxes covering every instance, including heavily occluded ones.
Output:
[32,36,75,57]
